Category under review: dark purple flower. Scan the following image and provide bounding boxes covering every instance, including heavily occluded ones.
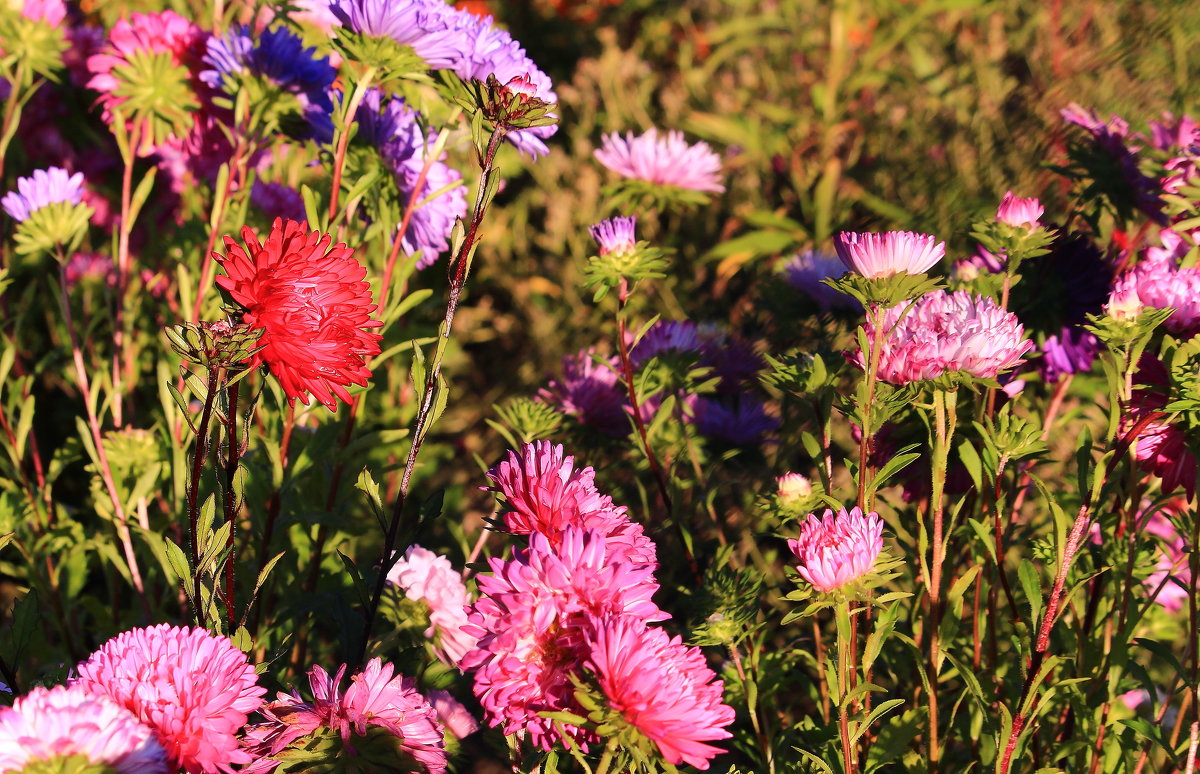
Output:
[1061,103,1164,223]
[694,395,779,446]
[250,180,306,223]
[630,320,704,366]
[1038,327,1099,382]
[782,250,855,311]
[538,349,629,437]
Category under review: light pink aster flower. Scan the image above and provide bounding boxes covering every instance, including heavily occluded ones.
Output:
[776,473,813,502]
[834,230,945,278]
[788,507,884,593]
[19,0,66,24]
[485,441,657,565]
[1105,277,1143,321]
[462,528,667,750]
[426,690,480,739]
[583,615,734,770]
[73,623,266,774]
[594,129,725,193]
[995,191,1043,229]
[1109,236,1200,335]
[0,684,168,773]
[387,545,477,668]
[862,290,1033,384]
[242,658,446,774]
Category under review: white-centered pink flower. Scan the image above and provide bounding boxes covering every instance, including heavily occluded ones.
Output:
[863,290,1033,384]
[594,129,725,193]
[0,684,168,773]
[995,191,1044,229]
[387,545,477,668]
[788,507,884,593]
[833,230,945,278]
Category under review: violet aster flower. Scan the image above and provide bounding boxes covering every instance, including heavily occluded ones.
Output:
[2,167,85,221]
[250,180,307,223]
[995,190,1043,229]
[863,290,1033,384]
[783,249,855,310]
[595,129,725,193]
[1038,326,1100,382]
[1061,102,1165,223]
[590,215,637,255]
[694,395,780,445]
[788,507,884,593]
[329,0,465,68]
[538,348,629,437]
[834,230,945,278]
[631,319,705,365]
[356,89,467,269]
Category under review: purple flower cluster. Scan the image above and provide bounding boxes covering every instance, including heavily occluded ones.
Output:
[539,349,628,437]
[2,167,86,222]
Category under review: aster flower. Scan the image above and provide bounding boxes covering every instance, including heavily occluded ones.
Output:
[1,167,85,221]
[65,252,117,288]
[484,441,656,565]
[590,215,637,255]
[863,290,1033,385]
[214,218,384,411]
[242,658,446,774]
[783,249,856,311]
[1124,357,1198,500]
[631,319,705,365]
[1108,239,1200,335]
[694,395,780,445]
[833,230,945,279]
[387,545,478,667]
[776,473,813,503]
[594,129,725,193]
[250,180,307,223]
[73,624,266,774]
[1061,103,1165,223]
[426,691,479,739]
[995,191,1043,229]
[18,0,66,25]
[462,528,666,749]
[329,0,467,69]
[788,507,884,593]
[696,324,763,391]
[356,90,468,269]
[582,615,734,770]
[0,684,168,773]
[86,10,207,155]
[1038,327,1100,382]
[537,349,630,437]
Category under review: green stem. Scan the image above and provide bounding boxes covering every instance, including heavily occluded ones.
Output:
[592,737,620,774]
[836,599,858,774]
[857,303,885,512]
[927,388,957,772]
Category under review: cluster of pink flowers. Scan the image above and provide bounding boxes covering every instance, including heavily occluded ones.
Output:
[788,507,884,593]
[1123,357,1198,501]
[863,290,1033,384]
[1106,229,1200,334]
[466,441,734,768]
[387,544,478,667]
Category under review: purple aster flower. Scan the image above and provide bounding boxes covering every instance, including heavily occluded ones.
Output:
[2,167,86,221]
[356,89,468,269]
[694,395,779,446]
[1148,113,1200,152]
[783,250,856,311]
[538,349,629,437]
[1038,327,1099,381]
[250,180,306,223]
[590,216,637,255]
[329,0,467,69]
[697,325,762,392]
[631,320,705,366]
[594,129,725,193]
[1061,102,1164,223]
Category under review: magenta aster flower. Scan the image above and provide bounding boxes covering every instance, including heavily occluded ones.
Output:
[1124,357,1198,500]
[73,624,266,774]
[426,690,479,739]
[462,528,666,750]
[788,507,884,593]
[583,615,734,770]
[833,230,945,278]
[538,348,630,437]
[594,129,725,193]
[242,658,446,774]
[863,290,1033,384]
[590,215,637,255]
[387,544,478,668]
[0,684,168,773]
[1,167,85,221]
[485,441,656,565]
[995,190,1043,229]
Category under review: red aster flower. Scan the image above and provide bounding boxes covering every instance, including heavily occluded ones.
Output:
[215,218,383,410]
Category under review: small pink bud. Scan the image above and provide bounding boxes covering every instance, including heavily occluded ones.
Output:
[995,190,1043,229]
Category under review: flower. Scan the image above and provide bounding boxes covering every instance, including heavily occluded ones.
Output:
[329,0,469,69]
[995,191,1043,228]
[1105,279,1143,321]
[18,0,66,25]
[484,441,656,565]
[863,290,1033,384]
[250,180,306,223]
[538,349,630,437]
[776,473,813,502]
[1141,503,1191,612]
[1038,327,1100,382]
[788,507,884,593]
[65,252,117,288]
[1108,240,1200,335]
[590,216,637,255]
[1,167,85,221]
[630,319,704,365]
[833,230,945,278]
[582,615,734,770]
[594,129,725,193]
[783,249,856,311]
[426,690,479,739]
[73,624,266,774]
[694,395,780,445]
[387,545,478,667]
[86,10,207,155]
[1061,103,1165,222]
[462,528,666,749]
[242,658,446,774]
[1125,357,1198,500]
[215,218,384,411]
[0,684,168,773]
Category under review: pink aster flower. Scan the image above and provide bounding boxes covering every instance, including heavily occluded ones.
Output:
[0,684,168,773]
[583,615,734,770]
[834,230,945,278]
[590,215,637,255]
[485,441,657,565]
[19,0,65,25]
[594,129,725,193]
[426,690,480,739]
[242,659,446,774]
[1109,236,1200,335]
[862,290,1033,384]
[776,472,813,503]
[788,507,884,593]
[387,545,478,668]
[462,528,667,750]
[73,624,266,774]
[1124,357,1198,500]
[995,191,1043,229]
[1141,502,1191,612]
[65,252,117,288]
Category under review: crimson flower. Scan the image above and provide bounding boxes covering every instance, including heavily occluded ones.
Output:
[215,218,383,410]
